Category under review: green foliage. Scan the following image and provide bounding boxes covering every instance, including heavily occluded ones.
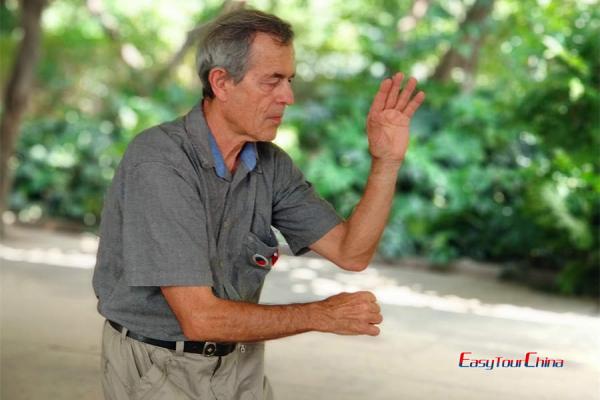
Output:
[3,0,599,295]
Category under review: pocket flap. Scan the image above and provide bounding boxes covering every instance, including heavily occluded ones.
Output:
[245,231,278,269]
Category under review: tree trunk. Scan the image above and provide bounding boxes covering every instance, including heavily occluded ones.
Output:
[0,0,47,238]
[430,0,495,92]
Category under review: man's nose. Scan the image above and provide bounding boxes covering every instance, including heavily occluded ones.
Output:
[278,80,295,105]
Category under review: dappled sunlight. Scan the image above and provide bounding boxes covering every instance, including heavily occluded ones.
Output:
[374,286,597,326]
[291,283,309,294]
[0,234,98,269]
[308,275,597,326]
[0,244,96,269]
[289,268,318,280]
[282,256,599,327]
[1,233,596,328]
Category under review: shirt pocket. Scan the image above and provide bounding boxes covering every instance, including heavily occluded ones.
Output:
[236,229,278,302]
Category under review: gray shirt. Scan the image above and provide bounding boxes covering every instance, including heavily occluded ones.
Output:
[92,103,342,341]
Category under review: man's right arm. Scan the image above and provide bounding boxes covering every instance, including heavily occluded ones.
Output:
[161,286,382,342]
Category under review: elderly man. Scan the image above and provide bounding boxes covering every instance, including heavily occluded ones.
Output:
[93,8,424,400]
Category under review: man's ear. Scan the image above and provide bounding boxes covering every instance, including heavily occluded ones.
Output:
[208,68,232,101]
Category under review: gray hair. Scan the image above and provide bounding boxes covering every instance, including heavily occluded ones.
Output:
[196,9,294,99]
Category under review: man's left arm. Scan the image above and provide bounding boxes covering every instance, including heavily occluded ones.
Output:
[310,72,425,271]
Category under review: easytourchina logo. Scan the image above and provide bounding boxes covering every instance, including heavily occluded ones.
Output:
[459,352,565,370]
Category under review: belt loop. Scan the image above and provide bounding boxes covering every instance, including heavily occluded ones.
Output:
[175,341,184,356]
[120,326,128,340]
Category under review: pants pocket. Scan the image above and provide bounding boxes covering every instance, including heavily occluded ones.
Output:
[102,355,131,400]
[132,363,167,400]
[102,345,170,400]
[102,321,192,400]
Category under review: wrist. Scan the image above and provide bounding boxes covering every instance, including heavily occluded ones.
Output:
[371,156,403,170]
[369,157,402,181]
[306,301,330,333]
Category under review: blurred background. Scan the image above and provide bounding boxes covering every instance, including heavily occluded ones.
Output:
[0,0,599,399]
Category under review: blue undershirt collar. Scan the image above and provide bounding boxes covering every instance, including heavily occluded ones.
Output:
[207,131,257,178]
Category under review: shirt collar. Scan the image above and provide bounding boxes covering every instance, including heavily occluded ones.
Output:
[184,101,260,176]
[207,131,257,178]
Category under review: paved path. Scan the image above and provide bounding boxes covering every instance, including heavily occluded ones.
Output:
[1,225,599,399]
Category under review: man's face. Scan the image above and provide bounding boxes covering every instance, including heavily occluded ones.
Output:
[223,32,295,142]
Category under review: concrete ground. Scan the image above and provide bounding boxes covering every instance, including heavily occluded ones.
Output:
[1,225,599,400]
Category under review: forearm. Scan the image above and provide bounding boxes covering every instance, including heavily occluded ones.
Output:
[163,286,381,343]
[341,158,401,266]
[185,299,322,342]
[314,70,424,270]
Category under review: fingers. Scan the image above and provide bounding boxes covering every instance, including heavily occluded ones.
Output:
[323,291,383,336]
[370,326,381,336]
[372,72,425,115]
[354,292,383,332]
[354,297,380,314]
[369,78,393,113]
[403,91,426,118]
[370,302,381,314]
[395,77,417,111]
[363,316,382,335]
[357,290,377,302]
[384,72,404,109]
[343,322,380,336]
[368,311,383,324]
[352,320,381,336]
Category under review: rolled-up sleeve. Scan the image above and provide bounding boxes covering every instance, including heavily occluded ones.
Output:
[271,149,343,256]
[122,161,213,287]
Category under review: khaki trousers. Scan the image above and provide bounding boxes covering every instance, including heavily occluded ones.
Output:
[101,320,274,400]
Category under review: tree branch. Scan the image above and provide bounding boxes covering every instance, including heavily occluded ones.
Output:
[85,0,145,70]
[430,0,495,92]
[153,0,246,86]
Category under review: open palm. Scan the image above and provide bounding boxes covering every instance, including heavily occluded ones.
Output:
[366,72,425,162]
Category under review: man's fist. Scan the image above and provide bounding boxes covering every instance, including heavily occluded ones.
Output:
[314,291,383,336]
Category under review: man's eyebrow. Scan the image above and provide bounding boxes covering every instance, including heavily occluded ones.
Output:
[265,72,296,79]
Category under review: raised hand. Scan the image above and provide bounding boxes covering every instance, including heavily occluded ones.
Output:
[366,72,425,163]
